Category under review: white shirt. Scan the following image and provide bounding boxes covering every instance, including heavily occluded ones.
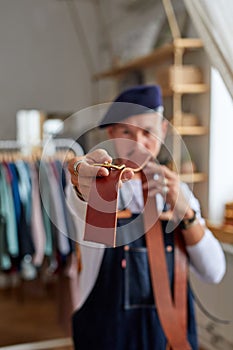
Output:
[66,180,226,310]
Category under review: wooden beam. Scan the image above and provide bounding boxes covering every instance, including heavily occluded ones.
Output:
[162,0,181,39]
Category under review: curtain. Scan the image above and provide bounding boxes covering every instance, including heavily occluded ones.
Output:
[183,0,233,98]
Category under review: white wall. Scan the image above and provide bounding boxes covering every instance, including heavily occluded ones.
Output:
[191,68,233,350]
[0,0,99,140]
[209,68,233,224]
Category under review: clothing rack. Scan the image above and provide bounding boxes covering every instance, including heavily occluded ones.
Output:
[0,138,84,156]
[0,138,81,341]
[0,137,83,277]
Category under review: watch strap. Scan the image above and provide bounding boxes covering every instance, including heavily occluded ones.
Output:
[179,210,198,230]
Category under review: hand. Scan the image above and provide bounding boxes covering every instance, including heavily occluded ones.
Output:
[68,149,134,201]
[142,161,193,220]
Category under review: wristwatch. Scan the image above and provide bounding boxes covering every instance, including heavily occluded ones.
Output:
[179,210,198,230]
[73,185,86,202]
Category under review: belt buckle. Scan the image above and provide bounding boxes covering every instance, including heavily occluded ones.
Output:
[93,162,126,170]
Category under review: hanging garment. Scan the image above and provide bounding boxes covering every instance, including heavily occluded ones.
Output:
[8,162,21,225]
[39,161,55,260]
[30,162,46,267]
[14,161,35,261]
[15,160,32,225]
[46,161,70,256]
[54,160,76,251]
[0,163,18,260]
[0,213,10,270]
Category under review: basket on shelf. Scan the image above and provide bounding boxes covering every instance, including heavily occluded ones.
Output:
[156,65,203,88]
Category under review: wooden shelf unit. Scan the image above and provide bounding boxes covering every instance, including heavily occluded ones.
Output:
[180,172,207,183]
[172,83,209,94]
[94,38,209,188]
[94,44,173,80]
[94,39,203,80]
[174,126,208,136]
[207,223,233,244]
[162,84,209,97]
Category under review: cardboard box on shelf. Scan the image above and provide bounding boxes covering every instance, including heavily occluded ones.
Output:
[224,202,233,225]
[157,65,203,88]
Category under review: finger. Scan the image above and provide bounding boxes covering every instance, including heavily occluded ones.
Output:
[76,160,111,178]
[143,169,166,188]
[143,163,165,185]
[160,210,174,221]
[121,169,134,183]
[86,149,112,165]
[68,157,84,175]
[142,178,162,197]
[144,161,162,175]
[143,174,171,198]
[86,149,113,177]
[160,165,177,181]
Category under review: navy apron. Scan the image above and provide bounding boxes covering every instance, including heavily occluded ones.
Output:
[72,215,198,350]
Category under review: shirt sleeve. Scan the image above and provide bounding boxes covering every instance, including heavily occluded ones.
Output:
[65,182,87,243]
[187,229,226,283]
[66,183,105,310]
[181,183,226,284]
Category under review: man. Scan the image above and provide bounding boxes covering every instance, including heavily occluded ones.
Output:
[67,85,225,350]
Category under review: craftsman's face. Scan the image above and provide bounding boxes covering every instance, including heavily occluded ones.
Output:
[107,113,167,160]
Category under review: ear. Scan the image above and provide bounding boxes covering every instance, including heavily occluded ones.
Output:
[106,126,114,138]
[161,119,168,141]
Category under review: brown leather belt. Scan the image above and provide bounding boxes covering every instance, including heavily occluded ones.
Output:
[84,159,191,349]
[84,155,150,247]
[143,178,191,350]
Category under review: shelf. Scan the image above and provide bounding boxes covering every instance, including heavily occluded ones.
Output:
[173,84,209,94]
[173,38,203,49]
[94,44,174,80]
[93,39,204,80]
[174,126,208,135]
[162,84,209,96]
[180,172,207,183]
[93,37,209,191]
[207,222,233,244]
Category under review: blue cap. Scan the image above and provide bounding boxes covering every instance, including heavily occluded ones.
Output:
[99,85,163,128]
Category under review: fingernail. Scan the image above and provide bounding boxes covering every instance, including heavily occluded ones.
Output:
[99,168,109,177]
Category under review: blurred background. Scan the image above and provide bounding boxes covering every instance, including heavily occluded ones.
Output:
[0,1,232,349]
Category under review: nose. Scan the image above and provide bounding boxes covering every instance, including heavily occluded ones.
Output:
[134,130,147,146]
